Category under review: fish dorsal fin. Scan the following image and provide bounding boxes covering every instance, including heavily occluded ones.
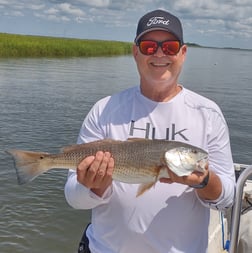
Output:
[127,138,150,142]
[60,144,81,153]
[61,138,147,153]
[60,139,123,153]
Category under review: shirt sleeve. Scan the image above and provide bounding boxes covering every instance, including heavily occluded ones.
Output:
[197,106,236,210]
[196,173,235,210]
[64,101,113,209]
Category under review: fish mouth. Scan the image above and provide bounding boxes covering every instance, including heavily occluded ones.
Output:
[196,156,208,171]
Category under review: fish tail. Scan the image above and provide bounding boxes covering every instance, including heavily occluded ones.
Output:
[6,149,50,184]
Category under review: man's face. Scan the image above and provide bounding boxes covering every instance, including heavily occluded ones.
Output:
[133,30,187,89]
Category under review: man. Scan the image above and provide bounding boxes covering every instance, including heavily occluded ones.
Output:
[65,9,235,253]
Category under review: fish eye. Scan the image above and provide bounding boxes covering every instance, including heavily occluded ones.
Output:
[40,156,44,159]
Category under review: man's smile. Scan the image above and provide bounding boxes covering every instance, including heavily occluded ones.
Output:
[150,62,170,67]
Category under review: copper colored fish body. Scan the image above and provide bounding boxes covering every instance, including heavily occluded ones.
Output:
[6,138,208,196]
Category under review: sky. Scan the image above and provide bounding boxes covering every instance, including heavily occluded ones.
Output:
[0,0,252,50]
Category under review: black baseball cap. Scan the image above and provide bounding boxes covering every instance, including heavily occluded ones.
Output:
[135,9,184,44]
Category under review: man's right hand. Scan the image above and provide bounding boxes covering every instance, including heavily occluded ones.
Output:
[77,151,114,197]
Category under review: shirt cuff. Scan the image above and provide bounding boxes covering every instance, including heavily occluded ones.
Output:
[89,184,113,201]
[196,186,225,210]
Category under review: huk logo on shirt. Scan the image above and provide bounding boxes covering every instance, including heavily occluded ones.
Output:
[129,120,189,141]
[147,16,170,27]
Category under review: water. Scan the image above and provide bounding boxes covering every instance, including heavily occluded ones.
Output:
[0,48,252,253]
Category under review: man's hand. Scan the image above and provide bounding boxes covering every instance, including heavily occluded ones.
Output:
[159,165,209,186]
[77,151,114,197]
[160,164,222,201]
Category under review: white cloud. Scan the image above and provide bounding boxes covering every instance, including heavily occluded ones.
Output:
[40,2,85,23]
[3,10,24,16]
[109,0,153,11]
[58,3,85,16]
[29,4,45,11]
[0,0,11,4]
[46,7,58,15]
[77,0,110,8]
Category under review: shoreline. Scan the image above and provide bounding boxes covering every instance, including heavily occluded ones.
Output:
[0,33,251,58]
[0,33,132,58]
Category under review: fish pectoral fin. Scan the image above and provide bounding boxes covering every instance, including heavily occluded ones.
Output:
[136,182,156,197]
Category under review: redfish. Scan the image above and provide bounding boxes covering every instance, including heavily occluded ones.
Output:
[6,138,208,196]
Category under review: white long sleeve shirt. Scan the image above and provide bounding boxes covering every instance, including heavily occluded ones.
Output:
[65,86,235,253]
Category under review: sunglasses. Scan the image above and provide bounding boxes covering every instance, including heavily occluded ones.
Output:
[136,40,181,56]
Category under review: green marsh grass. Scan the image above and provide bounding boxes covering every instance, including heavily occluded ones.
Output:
[0,33,133,57]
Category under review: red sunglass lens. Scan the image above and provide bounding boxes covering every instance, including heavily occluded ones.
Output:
[162,41,180,55]
[139,41,158,55]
